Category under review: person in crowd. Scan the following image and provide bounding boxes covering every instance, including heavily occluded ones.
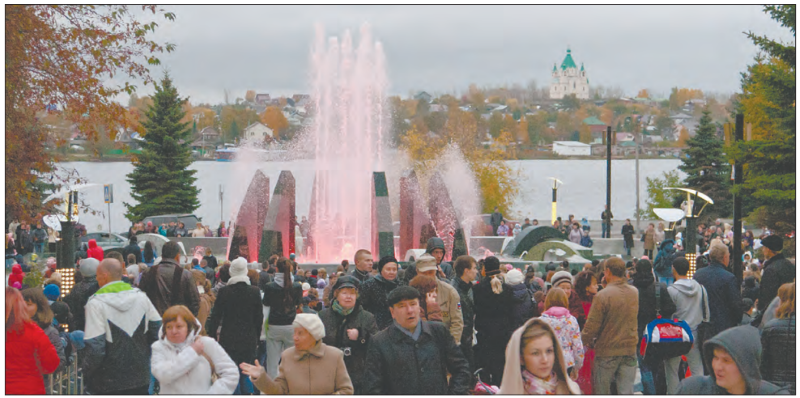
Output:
[22,287,66,373]
[756,235,795,326]
[633,259,677,395]
[262,257,303,378]
[522,218,533,230]
[655,222,666,246]
[8,262,25,287]
[496,219,510,237]
[499,318,582,394]
[363,286,470,394]
[175,222,188,238]
[213,262,231,294]
[664,257,710,394]
[451,255,478,381]
[241,313,354,394]
[643,223,656,259]
[47,226,59,253]
[413,254,464,344]
[191,222,205,238]
[205,257,263,394]
[16,222,32,255]
[506,268,537,329]
[139,241,200,316]
[573,270,597,330]
[760,282,795,394]
[540,287,584,380]
[64,257,100,331]
[694,240,743,338]
[191,270,216,335]
[82,258,161,395]
[323,272,341,308]
[204,224,214,237]
[569,222,584,244]
[601,205,613,239]
[32,222,47,255]
[581,217,591,234]
[490,206,503,236]
[622,219,635,256]
[573,270,599,393]
[6,287,60,394]
[257,260,272,293]
[677,325,788,394]
[217,221,228,238]
[123,235,143,264]
[581,257,639,394]
[550,270,585,330]
[350,249,374,282]
[361,255,400,330]
[142,241,157,267]
[151,305,238,394]
[44,283,73,330]
[473,256,515,386]
[742,275,760,302]
[403,236,455,284]
[86,238,104,261]
[318,275,378,394]
[741,298,757,325]
[410,275,443,321]
[126,253,137,268]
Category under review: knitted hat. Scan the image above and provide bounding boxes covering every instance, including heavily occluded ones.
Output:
[43,284,60,301]
[506,269,524,286]
[377,256,398,273]
[293,313,325,341]
[230,257,248,279]
[551,270,573,289]
[761,235,783,252]
[79,258,100,277]
[415,254,437,273]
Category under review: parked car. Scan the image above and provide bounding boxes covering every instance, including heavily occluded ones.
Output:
[80,232,128,251]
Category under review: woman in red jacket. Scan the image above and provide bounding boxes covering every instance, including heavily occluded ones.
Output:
[86,238,104,261]
[6,287,60,394]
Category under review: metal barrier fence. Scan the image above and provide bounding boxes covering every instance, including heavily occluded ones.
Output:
[45,353,84,395]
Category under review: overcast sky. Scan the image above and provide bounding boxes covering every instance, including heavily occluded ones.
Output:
[121,5,793,105]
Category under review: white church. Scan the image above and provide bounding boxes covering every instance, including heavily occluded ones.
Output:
[549,48,590,100]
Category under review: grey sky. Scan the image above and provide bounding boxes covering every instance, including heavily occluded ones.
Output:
[123,5,793,105]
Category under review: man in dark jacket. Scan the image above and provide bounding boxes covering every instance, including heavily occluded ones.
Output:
[16,223,32,255]
[361,256,401,330]
[490,207,503,236]
[451,255,478,380]
[205,257,263,394]
[693,240,743,338]
[403,237,455,284]
[677,325,788,395]
[122,235,143,264]
[621,219,635,256]
[64,257,101,331]
[82,258,161,395]
[473,256,515,386]
[32,222,48,255]
[601,205,613,238]
[318,276,379,394]
[138,241,200,316]
[362,286,470,395]
[350,249,374,282]
[755,235,795,325]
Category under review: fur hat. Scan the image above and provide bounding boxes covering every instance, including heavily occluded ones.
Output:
[761,235,783,252]
[293,313,325,341]
[79,258,100,277]
[505,269,524,286]
[551,270,573,289]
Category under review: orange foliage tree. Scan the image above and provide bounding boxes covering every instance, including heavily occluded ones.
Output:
[6,5,176,221]
[260,106,289,139]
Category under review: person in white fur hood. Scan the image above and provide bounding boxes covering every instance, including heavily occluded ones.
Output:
[151,305,238,394]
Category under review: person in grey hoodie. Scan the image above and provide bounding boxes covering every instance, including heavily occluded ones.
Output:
[677,325,788,395]
[665,257,711,394]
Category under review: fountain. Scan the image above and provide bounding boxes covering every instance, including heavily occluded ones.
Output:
[227,170,269,261]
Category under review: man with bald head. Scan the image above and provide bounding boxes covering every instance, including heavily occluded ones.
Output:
[82,258,161,395]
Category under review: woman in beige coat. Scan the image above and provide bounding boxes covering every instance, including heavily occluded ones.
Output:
[240,313,353,395]
[500,318,581,394]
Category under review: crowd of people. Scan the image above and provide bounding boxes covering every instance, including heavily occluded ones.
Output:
[4,218,796,395]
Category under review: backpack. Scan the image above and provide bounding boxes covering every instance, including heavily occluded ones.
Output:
[640,284,693,361]
[654,240,676,274]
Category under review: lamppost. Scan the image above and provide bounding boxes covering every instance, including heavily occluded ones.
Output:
[547,177,564,226]
[653,208,685,242]
[665,188,714,278]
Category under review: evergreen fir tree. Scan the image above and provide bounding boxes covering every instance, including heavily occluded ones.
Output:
[124,74,199,222]
[678,108,731,221]
[230,120,239,142]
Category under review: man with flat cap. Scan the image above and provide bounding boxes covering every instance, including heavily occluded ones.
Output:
[755,234,795,326]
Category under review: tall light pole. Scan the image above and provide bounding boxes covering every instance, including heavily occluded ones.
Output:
[548,177,564,225]
[665,188,714,278]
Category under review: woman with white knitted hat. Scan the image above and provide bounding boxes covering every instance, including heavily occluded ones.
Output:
[205,257,263,394]
[241,313,354,395]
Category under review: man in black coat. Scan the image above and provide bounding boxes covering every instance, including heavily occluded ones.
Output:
[122,235,143,264]
[64,257,101,331]
[693,241,743,338]
[363,286,470,395]
[490,207,503,236]
[472,256,515,386]
[451,255,478,383]
[755,235,795,326]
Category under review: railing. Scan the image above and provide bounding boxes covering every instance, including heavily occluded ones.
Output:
[45,353,84,395]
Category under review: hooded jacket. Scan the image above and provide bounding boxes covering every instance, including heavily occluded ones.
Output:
[667,278,710,331]
[86,239,104,261]
[81,281,162,394]
[540,306,585,371]
[677,325,788,395]
[150,318,238,394]
[6,321,60,394]
[205,279,263,365]
[507,282,536,330]
[8,263,24,286]
[499,318,581,394]
[405,237,455,284]
[318,304,379,394]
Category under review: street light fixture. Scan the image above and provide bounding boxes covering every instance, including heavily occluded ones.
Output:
[664,187,714,278]
[547,177,564,226]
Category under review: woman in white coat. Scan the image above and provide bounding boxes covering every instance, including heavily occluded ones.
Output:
[151,305,239,394]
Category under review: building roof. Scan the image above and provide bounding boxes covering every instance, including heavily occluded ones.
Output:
[553,141,590,147]
[560,48,577,70]
[583,116,605,126]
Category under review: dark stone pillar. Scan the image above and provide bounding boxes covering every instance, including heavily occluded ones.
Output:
[371,172,395,259]
[259,171,296,261]
[229,170,269,262]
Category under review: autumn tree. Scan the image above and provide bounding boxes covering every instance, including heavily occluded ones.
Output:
[124,74,199,222]
[488,112,504,138]
[676,126,690,146]
[636,89,650,99]
[6,5,175,221]
[260,106,290,140]
[245,90,256,103]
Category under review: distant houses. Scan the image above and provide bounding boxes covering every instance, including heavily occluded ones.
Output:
[243,122,274,142]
